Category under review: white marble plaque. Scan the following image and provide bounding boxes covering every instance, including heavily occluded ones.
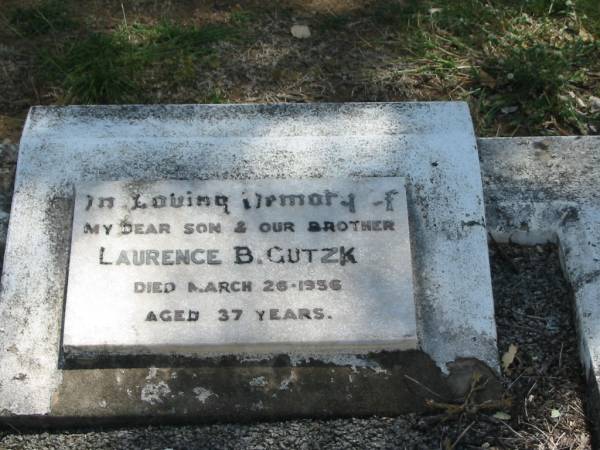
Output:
[62,177,415,356]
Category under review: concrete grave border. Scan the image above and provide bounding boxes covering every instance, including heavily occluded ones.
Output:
[479,135,600,441]
[0,103,499,423]
[1,114,599,433]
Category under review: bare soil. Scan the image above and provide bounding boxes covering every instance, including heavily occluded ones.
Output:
[0,0,599,141]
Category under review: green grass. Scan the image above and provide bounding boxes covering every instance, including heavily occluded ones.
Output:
[8,0,75,36]
[378,0,600,134]
[229,10,255,27]
[5,0,598,135]
[118,22,234,55]
[43,33,141,103]
[481,39,597,134]
[43,21,236,104]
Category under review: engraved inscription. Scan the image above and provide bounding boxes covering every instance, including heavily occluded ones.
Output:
[62,178,416,355]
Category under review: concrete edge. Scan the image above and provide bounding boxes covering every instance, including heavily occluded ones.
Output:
[479,135,600,446]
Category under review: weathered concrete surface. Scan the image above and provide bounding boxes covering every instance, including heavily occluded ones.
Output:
[0,103,498,423]
[23,354,499,427]
[479,135,600,441]
[0,143,17,262]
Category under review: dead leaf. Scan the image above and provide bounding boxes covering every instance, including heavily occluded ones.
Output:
[579,26,594,42]
[501,106,518,115]
[493,411,511,420]
[291,25,311,39]
[477,70,496,89]
[502,343,518,372]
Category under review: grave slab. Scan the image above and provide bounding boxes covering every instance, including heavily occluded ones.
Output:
[0,103,498,423]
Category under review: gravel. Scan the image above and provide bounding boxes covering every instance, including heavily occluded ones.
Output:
[0,243,592,449]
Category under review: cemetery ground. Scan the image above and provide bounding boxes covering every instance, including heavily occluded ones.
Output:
[0,0,599,141]
[0,0,599,449]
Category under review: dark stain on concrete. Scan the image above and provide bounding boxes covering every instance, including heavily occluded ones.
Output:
[44,350,501,425]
